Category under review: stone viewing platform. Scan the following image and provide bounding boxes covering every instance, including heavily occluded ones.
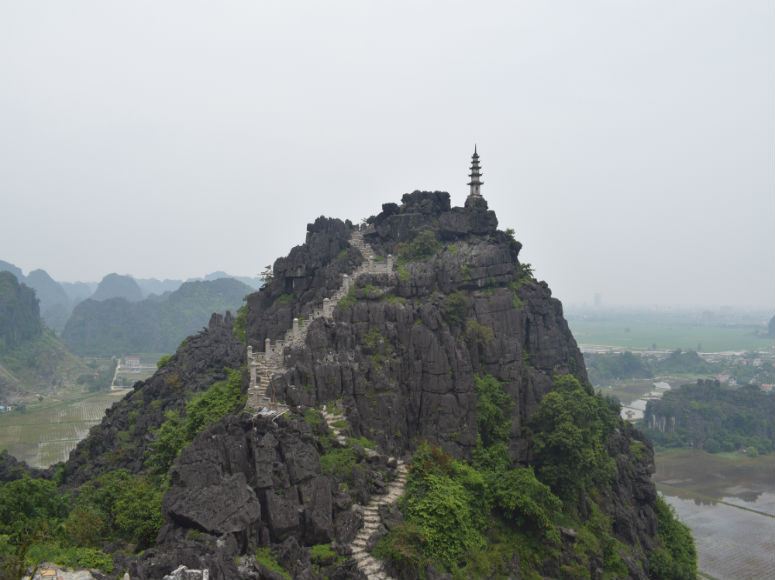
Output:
[246,228,395,413]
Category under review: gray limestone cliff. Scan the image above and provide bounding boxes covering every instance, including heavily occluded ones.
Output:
[58,191,663,580]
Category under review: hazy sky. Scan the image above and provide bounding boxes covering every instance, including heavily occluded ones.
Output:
[1,1,772,309]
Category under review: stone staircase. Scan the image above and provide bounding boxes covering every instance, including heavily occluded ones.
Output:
[246,228,394,412]
[245,228,405,576]
[319,407,348,446]
[349,460,408,580]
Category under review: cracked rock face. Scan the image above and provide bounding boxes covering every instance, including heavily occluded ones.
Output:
[96,191,658,580]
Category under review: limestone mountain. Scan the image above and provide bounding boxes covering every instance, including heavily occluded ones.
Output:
[60,280,98,305]
[36,188,696,580]
[90,273,144,302]
[62,278,252,355]
[0,271,88,401]
[25,268,72,332]
[0,271,41,351]
[0,261,74,332]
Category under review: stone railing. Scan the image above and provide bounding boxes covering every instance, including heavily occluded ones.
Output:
[246,230,395,412]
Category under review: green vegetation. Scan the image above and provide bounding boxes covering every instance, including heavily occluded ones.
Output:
[382,294,406,304]
[275,293,295,306]
[156,354,172,369]
[586,351,653,383]
[255,547,290,579]
[62,278,252,356]
[643,380,775,454]
[364,327,394,370]
[441,291,469,327]
[147,368,246,473]
[376,374,659,579]
[649,497,697,580]
[233,303,247,344]
[531,375,617,502]
[508,281,524,308]
[310,543,343,572]
[0,472,151,577]
[396,230,442,263]
[337,287,357,311]
[464,320,494,346]
[587,348,774,389]
[75,358,117,392]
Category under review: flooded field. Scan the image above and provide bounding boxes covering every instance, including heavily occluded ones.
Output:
[654,450,775,580]
[0,389,130,468]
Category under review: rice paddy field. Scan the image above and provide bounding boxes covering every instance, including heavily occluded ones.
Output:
[654,450,775,580]
[0,389,129,468]
[567,313,773,353]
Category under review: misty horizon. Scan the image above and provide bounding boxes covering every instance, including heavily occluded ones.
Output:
[1,2,772,311]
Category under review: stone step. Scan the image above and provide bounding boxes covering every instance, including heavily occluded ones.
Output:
[362,563,383,575]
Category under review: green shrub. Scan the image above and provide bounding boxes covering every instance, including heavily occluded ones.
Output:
[347,436,377,449]
[25,543,114,573]
[403,473,485,567]
[233,303,247,344]
[649,497,697,580]
[255,547,290,579]
[442,292,469,327]
[373,522,429,579]
[156,354,172,369]
[474,374,513,449]
[320,448,359,479]
[275,293,295,305]
[147,368,245,474]
[490,467,561,543]
[465,320,493,345]
[397,230,441,262]
[530,375,617,500]
[338,288,357,310]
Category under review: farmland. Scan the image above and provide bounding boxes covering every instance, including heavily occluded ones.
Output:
[654,450,774,580]
[0,389,129,468]
[567,308,772,353]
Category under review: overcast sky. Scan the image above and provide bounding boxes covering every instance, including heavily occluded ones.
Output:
[1,1,772,310]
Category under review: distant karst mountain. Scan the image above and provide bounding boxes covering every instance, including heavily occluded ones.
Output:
[0,271,87,400]
[62,277,252,355]
[0,271,41,352]
[90,272,144,302]
[0,261,73,332]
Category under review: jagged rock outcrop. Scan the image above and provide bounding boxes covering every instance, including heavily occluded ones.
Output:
[130,411,403,580]
[61,312,243,487]
[50,190,663,580]
[258,192,583,463]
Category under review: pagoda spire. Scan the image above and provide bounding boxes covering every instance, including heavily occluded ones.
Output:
[467,145,483,198]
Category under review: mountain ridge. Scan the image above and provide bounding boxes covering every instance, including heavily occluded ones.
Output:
[1,190,694,580]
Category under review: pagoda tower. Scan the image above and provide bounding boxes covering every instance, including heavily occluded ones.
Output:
[467,145,483,199]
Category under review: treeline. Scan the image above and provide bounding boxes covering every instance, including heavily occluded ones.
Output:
[586,349,773,386]
[0,272,41,352]
[62,278,251,356]
[643,380,775,454]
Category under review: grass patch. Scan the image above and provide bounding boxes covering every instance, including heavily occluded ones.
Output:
[255,547,290,579]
